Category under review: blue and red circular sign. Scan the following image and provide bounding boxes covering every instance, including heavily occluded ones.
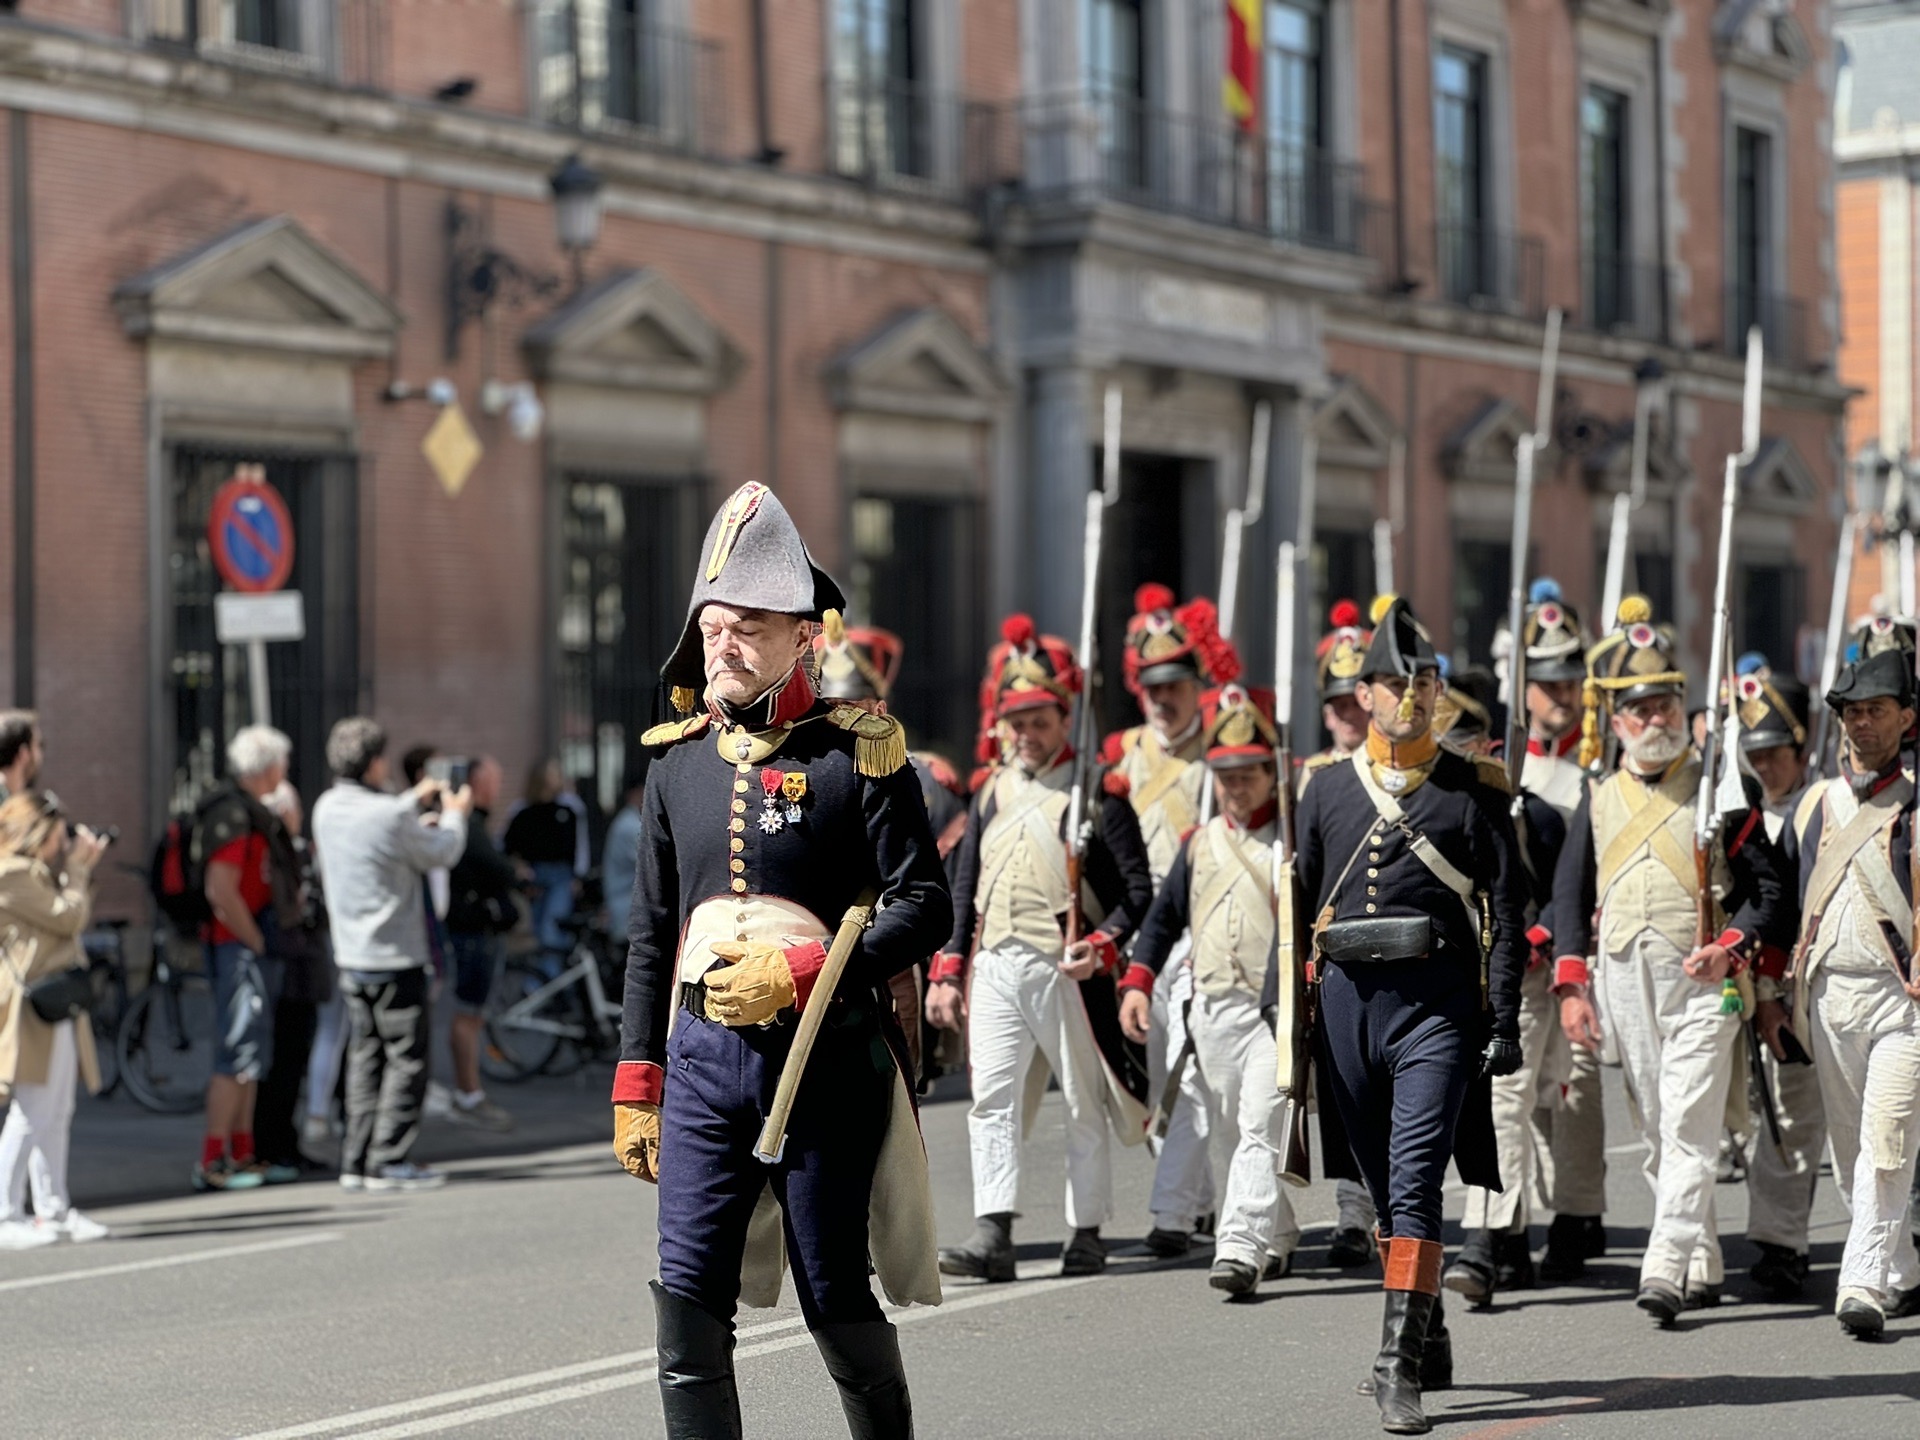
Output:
[207,468,295,593]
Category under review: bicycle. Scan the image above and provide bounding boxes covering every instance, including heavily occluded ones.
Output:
[117,926,215,1114]
[482,915,622,1081]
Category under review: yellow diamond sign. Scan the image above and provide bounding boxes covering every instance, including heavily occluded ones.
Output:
[422,402,483,497]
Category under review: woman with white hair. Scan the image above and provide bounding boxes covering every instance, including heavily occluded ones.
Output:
[192,725,299,1192]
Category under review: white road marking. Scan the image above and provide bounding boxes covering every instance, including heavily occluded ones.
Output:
[240,1272,1106,1440]
[0,1230,342,1294]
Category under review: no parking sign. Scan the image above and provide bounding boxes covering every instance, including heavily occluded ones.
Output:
[207,465,295,593]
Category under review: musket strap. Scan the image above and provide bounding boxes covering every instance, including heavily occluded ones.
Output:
[1797,778,1910,968]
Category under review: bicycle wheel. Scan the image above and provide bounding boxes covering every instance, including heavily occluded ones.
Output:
[88,968,126,1099]
[482,959,565,1082]
[118,979,215,1114]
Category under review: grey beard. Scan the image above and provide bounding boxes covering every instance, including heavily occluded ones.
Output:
[1624,728,1688,770]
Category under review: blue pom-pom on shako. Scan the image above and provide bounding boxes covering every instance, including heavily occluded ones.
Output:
[1436,653,1453,679]
[1734,651,1768,676]
[1528,578,1562,604]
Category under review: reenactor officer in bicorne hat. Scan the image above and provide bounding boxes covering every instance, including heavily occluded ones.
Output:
[927,616,1154,1282]
[1099,584,1241,1258]
[1783,617,1920,1337]
[611,481,952,1439]
[1547,597,1791,1326]
[1286,597,1526,1435]
[1121,685,1301,1295]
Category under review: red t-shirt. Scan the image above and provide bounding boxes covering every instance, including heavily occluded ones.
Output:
[207,833,272,946]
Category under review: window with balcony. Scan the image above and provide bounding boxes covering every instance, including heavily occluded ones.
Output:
[831,0,930,183]
[1084,0,1146,191]
[1434,45,1489,303]
[1732,124,1772,345]
[1583,86,1631,329]
[533,1,713,153]
[1266,0,1328,241]
[143,0,340,77]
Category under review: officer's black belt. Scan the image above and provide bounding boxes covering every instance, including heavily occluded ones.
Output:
[1319,917,1433,964]
[678,978,852,1022]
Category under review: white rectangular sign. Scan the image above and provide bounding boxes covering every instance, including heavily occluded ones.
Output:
[215,590,306,645]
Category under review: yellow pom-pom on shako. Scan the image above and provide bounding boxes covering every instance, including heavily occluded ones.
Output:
[1370,593,1398,626]
[1617,594,1653,625]
[823,608,847,645]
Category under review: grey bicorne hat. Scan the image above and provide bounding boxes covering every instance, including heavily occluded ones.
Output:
[661,482,846,696]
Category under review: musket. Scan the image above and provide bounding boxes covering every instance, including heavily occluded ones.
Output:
[1066,385,1124,949]
[1198,400,1274,831]
[1503,311,1561,812]
[1694,328,1764,952]
[1600,372,1663,634]
[1808,510,1857,775]
[1273,539,1315,1186]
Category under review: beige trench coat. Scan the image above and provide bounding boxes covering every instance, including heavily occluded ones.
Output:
[0,854,101,1102]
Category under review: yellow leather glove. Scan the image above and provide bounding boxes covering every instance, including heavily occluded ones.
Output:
[613,1101,662,1183]
[702,940,797,1026]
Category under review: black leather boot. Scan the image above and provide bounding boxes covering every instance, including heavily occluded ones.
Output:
[1420,1294,1452,1392]
[1541,1214,1604,1282]
[652,1281,743,1440]
[937,1212,1016,1282]
[813,1319,914,1439]
[1373,1288,1437,1435]
[1493,1231,1536,1290]
[1441,1229,1495,1308]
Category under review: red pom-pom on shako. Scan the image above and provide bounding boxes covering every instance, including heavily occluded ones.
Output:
[1177,597,1242,686]
[1134,583,1177,615]
[1329,599,1361,630]
[1000,614,1037,649]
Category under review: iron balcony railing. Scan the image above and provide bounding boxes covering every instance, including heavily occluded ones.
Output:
[533,2,724,157]
[1578,252,1670,342]
[827,79,1011,203]
[1434,220,1546,319]
[142,0,384,88]
[1726,284,1809,371]
[997,91,1371,255]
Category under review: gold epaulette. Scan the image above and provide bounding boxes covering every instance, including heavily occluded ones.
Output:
[1301,751,1338,772]
[641,714,712,748]
[827,704,909,777]
[1473,755,1513,796]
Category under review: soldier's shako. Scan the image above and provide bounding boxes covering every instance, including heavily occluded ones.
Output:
[975,755,1079,954]
[1186,813,1275,997]
[1111,722,1207,880]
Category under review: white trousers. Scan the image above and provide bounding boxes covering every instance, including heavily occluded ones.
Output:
[0,1019,77,1222]
[968,941,1114,1229]
[1536,1040,1608,1216]
[1147,953,1216,1231]
[1188,989,1300,1267]
[1809,967,1920,1299]
[1465,962,1556,1232]
[1599,931,1737,1289]
[1744,1039,1828,1253]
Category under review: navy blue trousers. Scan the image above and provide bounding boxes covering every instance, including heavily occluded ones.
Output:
[1318,960,1479,1244]
[656,1004,893,1329]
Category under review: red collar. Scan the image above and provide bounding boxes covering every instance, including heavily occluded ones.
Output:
[1227,799,1279,833]
[708,664,818,731]
[1527,730,1580,759]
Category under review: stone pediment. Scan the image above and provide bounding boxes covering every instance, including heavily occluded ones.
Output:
[1739,437,1818,513]
[1714,0,1811,81]
[1584,420,1689,498]
[1442,397,1550,484]
[524,269,742,393]
[827,308,1004,423]
[114,216,399,358]
[1312,376,1400,469]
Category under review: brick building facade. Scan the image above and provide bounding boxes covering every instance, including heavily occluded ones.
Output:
[0,1,1846,889]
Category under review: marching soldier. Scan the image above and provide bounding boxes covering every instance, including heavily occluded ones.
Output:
[928,616,1154,1281]
[1099,584,1240,1258]
[1548,597,1791,1325]
[1119,685,1300,1293]
[1784,619,1920,1337]
[1303,598,1383,1267]
[1291,597,1526,1435]
[611,483,952,1439]
[1448,585,1593,1303]
[1733,659,1827,1301]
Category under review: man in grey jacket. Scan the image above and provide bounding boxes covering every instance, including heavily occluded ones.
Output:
[311,717,471,1192]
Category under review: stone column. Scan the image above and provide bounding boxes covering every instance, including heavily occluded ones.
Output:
[1027,365,1095,636]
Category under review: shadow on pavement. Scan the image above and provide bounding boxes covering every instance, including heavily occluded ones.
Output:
[1435,1369,1920,1426]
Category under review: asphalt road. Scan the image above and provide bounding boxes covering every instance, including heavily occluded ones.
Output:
[6,1065,1919,1439]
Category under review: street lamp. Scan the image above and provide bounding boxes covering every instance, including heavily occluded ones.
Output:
[550,153,604,294]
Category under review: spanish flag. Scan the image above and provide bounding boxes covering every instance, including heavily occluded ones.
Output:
[1224,0,1261,130]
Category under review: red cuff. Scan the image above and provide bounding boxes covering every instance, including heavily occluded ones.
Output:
[1714,928,1750,974]
[929,953,965,985]
[1754,943,1789,981]
[1553,956,1591,989]
[1087,931,1120,974]
[612,1061,664,1106]
[1525,924,1551,949]
[784,940,829,1009]
[1118,962,1155,995]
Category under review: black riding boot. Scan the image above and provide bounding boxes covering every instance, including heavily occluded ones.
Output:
[1373,1289,1437,1435]
[813,1319,914,1440]
[652,1282,744,1440]
[1441,1229,1496,1308]
[1420,1293,1452,1391]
